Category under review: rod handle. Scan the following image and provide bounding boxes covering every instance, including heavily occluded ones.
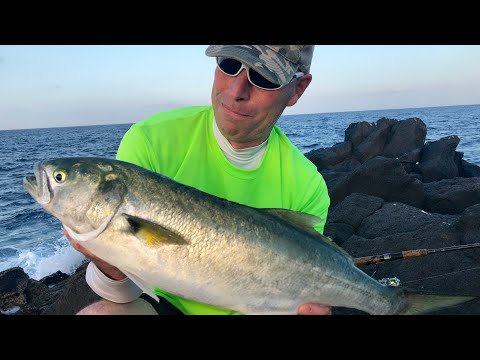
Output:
[354,249,428,266]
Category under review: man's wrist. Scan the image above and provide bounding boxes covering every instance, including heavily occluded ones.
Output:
[93,260,127,281]
[86,262,143,303]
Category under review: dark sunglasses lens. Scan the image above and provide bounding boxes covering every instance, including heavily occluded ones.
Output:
[248,69,282,89]
[218,58,242,75]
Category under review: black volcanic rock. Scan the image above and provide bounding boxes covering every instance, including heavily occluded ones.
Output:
[383,117,427,158]
[419,136,460,182]
[2,116,480,315]
[424,177,480,214]
[329,156,425,208]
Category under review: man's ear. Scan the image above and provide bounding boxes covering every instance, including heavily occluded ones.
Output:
[287,73,312,107]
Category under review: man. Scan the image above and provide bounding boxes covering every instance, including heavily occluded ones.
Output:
[66,45,332,315]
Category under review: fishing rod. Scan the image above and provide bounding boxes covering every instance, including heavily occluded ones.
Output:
[353,242,480,266]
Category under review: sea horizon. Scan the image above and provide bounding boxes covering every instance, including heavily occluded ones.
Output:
[1,102,479,132]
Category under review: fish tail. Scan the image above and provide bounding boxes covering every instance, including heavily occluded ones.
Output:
[398,289,476,315]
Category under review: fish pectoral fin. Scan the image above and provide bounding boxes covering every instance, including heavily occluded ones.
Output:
[123,214,188,246]
[121,269,160,302]
[263,208,324,238]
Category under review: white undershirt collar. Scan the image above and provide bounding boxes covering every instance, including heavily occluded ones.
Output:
[212,118,268,170]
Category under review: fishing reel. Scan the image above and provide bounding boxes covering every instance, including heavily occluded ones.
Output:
[378,277,401,287]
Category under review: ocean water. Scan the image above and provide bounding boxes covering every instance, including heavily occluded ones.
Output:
[1,104,479,279]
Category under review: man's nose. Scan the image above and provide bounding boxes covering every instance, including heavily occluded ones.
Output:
[227,69,251,100]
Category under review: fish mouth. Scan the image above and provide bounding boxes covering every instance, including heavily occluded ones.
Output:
[23,161,51,205]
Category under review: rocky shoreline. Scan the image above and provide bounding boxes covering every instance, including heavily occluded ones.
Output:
[2,116,480,315]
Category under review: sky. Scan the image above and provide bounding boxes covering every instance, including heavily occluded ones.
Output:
[1,45,479,131]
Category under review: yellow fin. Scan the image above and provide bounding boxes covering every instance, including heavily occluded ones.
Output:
[263,208,323,237]
[400,290,476,315]
[263,208,354,261]
[124,214,188,246]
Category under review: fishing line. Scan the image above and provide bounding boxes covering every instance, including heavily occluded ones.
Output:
[401,265,480,285]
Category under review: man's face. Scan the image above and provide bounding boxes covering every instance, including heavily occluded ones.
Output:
[211,63,309,149]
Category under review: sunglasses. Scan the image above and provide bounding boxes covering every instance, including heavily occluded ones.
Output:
[216,57,304,91]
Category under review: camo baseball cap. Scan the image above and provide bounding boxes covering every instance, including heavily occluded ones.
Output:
[205,45,315,85]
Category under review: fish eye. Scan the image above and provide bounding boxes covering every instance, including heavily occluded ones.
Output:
[53,170,67,183]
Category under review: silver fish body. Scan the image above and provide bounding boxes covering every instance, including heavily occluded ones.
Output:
[23,157,475,314]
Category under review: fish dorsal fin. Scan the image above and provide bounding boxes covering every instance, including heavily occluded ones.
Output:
[263,208,323,237]
[123,214,188,246]
[263,208,353,260]
[121,269,159,302]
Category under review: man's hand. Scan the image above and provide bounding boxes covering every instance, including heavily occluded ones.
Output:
[63,227,127,281]
[297,303,332,315]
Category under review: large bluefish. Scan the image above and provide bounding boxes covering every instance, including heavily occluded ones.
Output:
[23,157,475,314]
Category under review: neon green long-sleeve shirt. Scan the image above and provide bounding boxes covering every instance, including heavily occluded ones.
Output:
[116,105,330,315]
